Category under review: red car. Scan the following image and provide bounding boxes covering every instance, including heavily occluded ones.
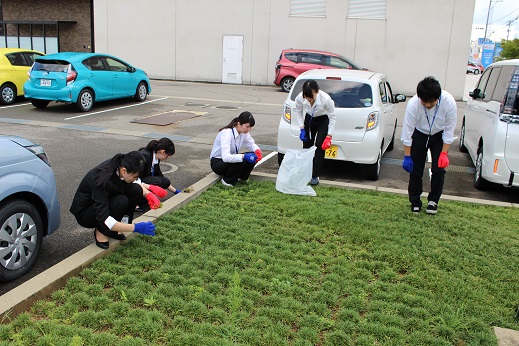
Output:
[274,49,362,92]
[467,62,484,75]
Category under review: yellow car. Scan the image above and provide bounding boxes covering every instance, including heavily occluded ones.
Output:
[0,48,45,105]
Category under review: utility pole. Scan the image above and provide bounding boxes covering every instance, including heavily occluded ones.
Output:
[483,0,503,43]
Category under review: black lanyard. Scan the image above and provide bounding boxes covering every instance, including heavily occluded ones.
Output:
[231,128,239,154]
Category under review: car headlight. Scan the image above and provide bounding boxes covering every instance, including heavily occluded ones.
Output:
[283,104,291,123]
[499,113,519,124]
[366,111,379,131]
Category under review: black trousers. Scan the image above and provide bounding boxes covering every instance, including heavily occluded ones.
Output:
[75,183,142,236]
[302,114,329,178]
[210,155,256,186]
[408,129,446,208]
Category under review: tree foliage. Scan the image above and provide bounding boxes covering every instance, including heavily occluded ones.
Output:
[499,38,519,60]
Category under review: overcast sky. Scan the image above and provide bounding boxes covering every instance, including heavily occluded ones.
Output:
[472,0,519,40]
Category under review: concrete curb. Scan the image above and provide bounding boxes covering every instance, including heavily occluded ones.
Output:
[1,170,518,345]
[0,171,221,322]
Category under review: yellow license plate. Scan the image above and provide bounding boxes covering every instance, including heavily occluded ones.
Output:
[325,145,338,158]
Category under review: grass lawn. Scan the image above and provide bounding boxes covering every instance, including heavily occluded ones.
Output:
[1,180,518,345]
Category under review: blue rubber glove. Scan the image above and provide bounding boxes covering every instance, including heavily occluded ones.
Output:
[299,128,307,141]
[402,155,413,173]
[134,221,156,236]
[174,189,182,195]
[243,153,258,164]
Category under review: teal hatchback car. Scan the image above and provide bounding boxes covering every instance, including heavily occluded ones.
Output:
[24,52,151,112]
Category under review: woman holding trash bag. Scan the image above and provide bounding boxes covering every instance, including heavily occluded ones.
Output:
[210,111,262,186]
[70,151,156,250]
[138,137,182,195]
[295,79,336,186]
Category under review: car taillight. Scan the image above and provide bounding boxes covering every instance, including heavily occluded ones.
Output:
[366,111,379,131]
[66,69,77,85]
[283,104,291,123]
[25,144,51,166]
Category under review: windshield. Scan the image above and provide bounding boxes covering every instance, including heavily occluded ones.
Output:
[32,60,71,73]
[290,79,373,108]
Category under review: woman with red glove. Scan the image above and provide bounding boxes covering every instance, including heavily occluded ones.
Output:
[70,151,156,249]
[295,79,336,186]
[137,137,181,195]
[210,111,262,186]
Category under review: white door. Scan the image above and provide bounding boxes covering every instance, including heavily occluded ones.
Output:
[222,35,243,84]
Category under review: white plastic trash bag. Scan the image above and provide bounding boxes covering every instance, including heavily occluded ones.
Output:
[276,146,317,196]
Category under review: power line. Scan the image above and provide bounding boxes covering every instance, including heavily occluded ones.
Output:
[490,6,519,24]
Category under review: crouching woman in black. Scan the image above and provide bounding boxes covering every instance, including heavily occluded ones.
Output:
[70,151,156,249]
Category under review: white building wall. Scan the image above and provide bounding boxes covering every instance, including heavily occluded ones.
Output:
[93,0,475,100]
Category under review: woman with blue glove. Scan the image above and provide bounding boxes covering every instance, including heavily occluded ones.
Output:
[70,151,156,250]
[295,79,336,186]
[210,111,262,186]
[138,138,182,196]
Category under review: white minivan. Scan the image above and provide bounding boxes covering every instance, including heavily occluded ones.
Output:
[460,59,519,189]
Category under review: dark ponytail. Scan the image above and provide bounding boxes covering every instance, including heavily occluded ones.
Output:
[219,111,255,131]
[94,151,145,187]
[140,138,175,156]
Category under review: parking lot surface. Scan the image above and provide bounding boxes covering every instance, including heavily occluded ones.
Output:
[1,77,518,295]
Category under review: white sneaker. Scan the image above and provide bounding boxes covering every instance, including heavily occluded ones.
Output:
[221,178,233,187]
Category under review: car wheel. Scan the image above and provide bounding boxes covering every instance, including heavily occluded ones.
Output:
[459,121,468,153]
[0,199,44,282]
[281,77,295,93]
[30,99,50,109]
[76,89,94,112]
[277,152,285,166]
[474,146,489,190]
[387,120,397,151]
[473,69,479,75]
[0,83,16,105]
[134,82,148,102]
[366,148,381,181]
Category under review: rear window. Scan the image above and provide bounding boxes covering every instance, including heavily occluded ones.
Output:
[32,60,72,73]
[290,79,373,108]
[283,52,298,63]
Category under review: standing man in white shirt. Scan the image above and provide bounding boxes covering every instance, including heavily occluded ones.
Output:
[400,76,457,215]
[295,79,336,186]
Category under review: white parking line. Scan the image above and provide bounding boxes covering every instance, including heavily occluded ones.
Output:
[64,97,169,121]
[256,151,277,167]
[0,103,31,109]
[154,94,280,107]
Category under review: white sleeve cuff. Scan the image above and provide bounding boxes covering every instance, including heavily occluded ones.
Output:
[105,216,117,230]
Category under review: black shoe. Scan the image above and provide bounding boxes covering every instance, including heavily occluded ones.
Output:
[426,201,438,215]
[107,232,127,241]
[411,206,421,214]
[94,230,109,249]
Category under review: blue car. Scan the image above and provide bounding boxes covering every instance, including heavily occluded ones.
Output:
[24,52,151,112]
[0,135,60,282]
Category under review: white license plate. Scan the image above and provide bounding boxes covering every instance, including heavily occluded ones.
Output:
[40,79,51,87]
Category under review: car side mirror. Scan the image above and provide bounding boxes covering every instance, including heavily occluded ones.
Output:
[394,94,406,103]
[127,66,136,73]
[470,88,481,99]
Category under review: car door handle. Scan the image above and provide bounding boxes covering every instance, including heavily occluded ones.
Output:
[486,109,497,114]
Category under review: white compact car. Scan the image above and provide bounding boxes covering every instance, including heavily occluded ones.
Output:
[460,59,519,189]
[277,69,406,180]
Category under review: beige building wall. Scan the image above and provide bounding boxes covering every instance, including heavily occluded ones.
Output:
[93,0,475,99]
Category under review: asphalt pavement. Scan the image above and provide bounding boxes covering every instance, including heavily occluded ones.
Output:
[1,75,518,296]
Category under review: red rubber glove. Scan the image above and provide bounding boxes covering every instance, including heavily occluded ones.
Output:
[438,152,449,168]
[321,135,332,150]
[148,185,167,198]
[255,149,263,162]
[145,193,160,209]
